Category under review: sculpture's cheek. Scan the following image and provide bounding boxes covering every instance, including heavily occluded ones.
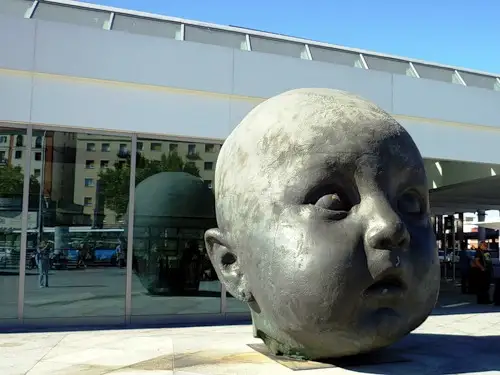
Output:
[262,250,360,331]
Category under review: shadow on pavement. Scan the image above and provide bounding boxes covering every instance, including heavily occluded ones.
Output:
[332,333,500,374]
[433,303,500,315]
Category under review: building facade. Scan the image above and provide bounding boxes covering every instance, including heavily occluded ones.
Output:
[1,0,500,329]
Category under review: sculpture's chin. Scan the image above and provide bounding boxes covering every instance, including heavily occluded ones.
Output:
[251,299,437,361]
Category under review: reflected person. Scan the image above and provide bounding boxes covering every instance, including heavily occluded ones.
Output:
[37,241,50,288]
[205,88,440,360]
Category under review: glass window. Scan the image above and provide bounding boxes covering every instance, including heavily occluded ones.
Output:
[184,25,248,50]
[34,169,41,178]
[100,160,109,169]
[0,0,33,17]
[151,143,162,152]
[15,151,22,159]
[16,135,23,147]
[0,127,27,320]
[86,143,96,152]
[34,152,42,161]
[309,46,364,68]
[204,162,213,170]
[458,71,498,90]
[131,137,222,317]
[112,14,182,40]
[137,142,144,151]
[204,144,215,153]
[169,144,178,152]
[101,143,110,152]
[23,130,130,320]
[118,143,128,157]
[250,35,309,59]
[32,2,111,29]
[0,136,7,144]
[412,63,462,84]
[363,55,416,77]
[35,137,43,149]
[187,144,196,155]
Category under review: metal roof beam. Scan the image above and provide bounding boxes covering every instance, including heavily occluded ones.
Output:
[24,0,38,19]
[409,62,420,78]
[359,54,368,69]
[454,70,467,86]
[103,11,114,30]
[245,34,252,51]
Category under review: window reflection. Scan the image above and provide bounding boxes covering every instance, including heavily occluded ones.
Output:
[23,130,129,319]
[0,127,26,320]
[130,138,222,315]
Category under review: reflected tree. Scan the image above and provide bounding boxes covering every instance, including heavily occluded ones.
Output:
[98,151,201,218]
[0,165,40,197]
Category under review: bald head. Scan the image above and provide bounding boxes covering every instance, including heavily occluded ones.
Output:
[206,89,437,359]
[214,88,419,231]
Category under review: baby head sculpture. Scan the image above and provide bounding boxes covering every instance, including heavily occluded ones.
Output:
[205,88,439,360]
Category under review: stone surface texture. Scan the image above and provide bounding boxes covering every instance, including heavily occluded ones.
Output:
[205,88,440,359]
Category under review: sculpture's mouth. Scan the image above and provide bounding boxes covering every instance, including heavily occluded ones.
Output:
[364,275,407,298]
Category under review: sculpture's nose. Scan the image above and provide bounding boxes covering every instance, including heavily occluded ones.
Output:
[364,199,410,252]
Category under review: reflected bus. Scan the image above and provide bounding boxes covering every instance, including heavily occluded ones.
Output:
[22,227,124,269]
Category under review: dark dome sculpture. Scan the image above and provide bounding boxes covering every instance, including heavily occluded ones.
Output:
[124,172,216,295]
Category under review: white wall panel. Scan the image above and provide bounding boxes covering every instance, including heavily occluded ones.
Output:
[35,20,235,95]
[30,75,231,139]
[400,118,500,164]
[0,72,33,123]
[0,15,36,71]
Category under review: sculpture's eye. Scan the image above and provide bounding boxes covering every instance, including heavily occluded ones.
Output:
[398,190,424,216]
[304,184,353,212]
[315,193,350,211]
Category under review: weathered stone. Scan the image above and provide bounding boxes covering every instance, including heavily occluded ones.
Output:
[205,88,440,360]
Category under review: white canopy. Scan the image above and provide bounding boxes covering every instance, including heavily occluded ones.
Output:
[469,221,500,230]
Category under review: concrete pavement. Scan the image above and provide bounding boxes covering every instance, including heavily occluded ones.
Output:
[1,303,500,375]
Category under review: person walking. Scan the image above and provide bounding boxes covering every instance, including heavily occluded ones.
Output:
[116,243,125,269]
[472,241,492,304]
[36,241,51,288]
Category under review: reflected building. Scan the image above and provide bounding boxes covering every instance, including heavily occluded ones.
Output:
[74,136,219,227]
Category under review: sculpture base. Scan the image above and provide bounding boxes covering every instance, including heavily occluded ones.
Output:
[247,343,410,371]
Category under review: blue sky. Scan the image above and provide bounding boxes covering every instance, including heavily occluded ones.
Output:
[83,0,499,74]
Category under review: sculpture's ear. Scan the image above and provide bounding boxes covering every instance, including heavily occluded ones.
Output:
[204,228,253,302]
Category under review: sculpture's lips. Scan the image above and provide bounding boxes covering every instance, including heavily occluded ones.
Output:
[364,276,407,298]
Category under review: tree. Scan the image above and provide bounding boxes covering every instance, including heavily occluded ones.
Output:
[0,165,40,198]
[98,151,201,219]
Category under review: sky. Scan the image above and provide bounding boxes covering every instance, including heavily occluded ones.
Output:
[82,0,500,74]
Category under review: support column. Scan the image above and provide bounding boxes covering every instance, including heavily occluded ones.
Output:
[477,210,486,243]
[431,215,437,236]
[457,212,465,250]
[437,215,444,250]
